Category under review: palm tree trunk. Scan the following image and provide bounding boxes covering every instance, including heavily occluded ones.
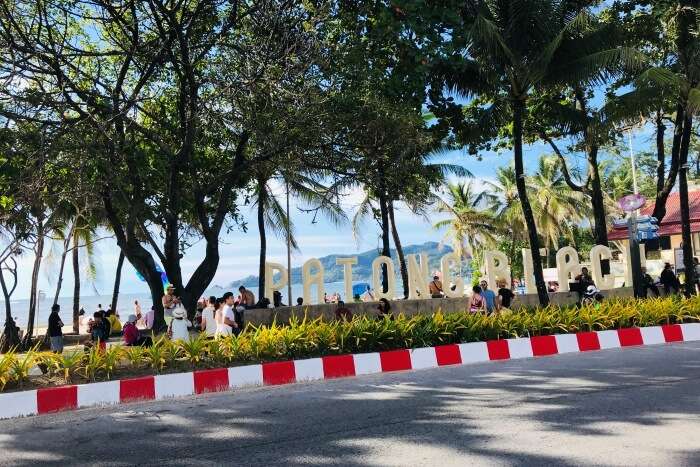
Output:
[111,250,125,312]
[52,224,74,307]
[72,231,80,333]
[257,183,267,297]
[513,99,549,306]
[655,111,666,194]
[587,147,608,247]
[653,105,684,222]
[388,201,409,298]
[679,113,695,297]
[378,191,391,293]
[24,220,46,346]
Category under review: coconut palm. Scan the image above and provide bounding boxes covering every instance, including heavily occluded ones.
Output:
[435,1,641,305]
[432,181,500,259]
[253,169,346,302]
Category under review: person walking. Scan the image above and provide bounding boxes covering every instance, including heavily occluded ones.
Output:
[48,304,64,353]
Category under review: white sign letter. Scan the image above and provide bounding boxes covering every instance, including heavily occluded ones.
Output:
[441,252,464,298]
[336,257,358,302]
[407,253,430,300]
[372,256,396,300]
[556,247,580,292]
[589,245,615,290]
[303,258,325,304]
[484,250,510,292]
[264,262,288,302]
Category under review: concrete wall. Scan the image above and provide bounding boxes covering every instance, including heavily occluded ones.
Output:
[244,287,634,326]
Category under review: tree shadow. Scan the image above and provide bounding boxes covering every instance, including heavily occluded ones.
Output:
[3,342,700,466]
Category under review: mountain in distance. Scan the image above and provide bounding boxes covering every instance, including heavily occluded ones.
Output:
[226,241,455,289]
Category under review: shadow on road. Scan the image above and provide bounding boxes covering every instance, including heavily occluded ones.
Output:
[3,342,700,466]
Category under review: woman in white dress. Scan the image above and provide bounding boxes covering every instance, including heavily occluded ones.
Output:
[200,296,218,337]
[214,298,231,337]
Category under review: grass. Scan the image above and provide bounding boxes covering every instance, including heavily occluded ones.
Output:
[1,295,698,393]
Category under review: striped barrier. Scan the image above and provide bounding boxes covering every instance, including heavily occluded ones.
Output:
[2,323,699,420]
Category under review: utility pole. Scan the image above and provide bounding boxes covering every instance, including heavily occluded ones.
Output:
[286,180,292,305]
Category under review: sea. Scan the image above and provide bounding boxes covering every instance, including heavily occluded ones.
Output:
[2,282,349,330]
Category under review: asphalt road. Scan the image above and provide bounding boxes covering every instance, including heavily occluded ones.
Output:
[3,341,700,466]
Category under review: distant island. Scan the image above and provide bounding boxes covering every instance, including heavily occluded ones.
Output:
[225,241,456,288]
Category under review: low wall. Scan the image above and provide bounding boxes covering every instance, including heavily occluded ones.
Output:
[244,287,635,326]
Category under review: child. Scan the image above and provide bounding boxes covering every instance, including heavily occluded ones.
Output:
[168,307,192,341]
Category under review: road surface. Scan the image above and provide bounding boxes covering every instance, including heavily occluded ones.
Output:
[3,341,700,466]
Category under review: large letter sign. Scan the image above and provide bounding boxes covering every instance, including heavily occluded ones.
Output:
[372,256,396,300]
[303,258,325,304]
[522,248,548,294]
[484,250,510,292]
[440,252,464,298]
[556,247,580,292]
[589,245,615,290]
[336,257,358,303]
[264,262,288,303]
[407,253,430,299]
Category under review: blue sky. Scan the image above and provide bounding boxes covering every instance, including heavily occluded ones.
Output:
[12,125,654,300]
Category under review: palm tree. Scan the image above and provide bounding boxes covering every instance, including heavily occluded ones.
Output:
[436,1,639,305]
[432,181,500,259]
[528,156,588,252]
[253,169,346,302]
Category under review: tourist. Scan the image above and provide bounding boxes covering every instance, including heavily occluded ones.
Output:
[168,307,191,341]
[162,285,180,317]
[238,286,255,309]
[429,275,444,298]
[96,303,104,314]
[296,297,304,306]
[144,306,155,330]
[273,290,284,307]
[335,300,353,321]
[123,315,152,347]
[480,280,497,313]
[89,312,109,347]
[134,300,142,322]
[323,292,329,303]
[468,285,485,313]
[497,279,515,310]
[660,262,680,295]
[48,304,64,354]
[106,310,122,336]
[377,298,393,320]
[200,296,217,337]
[361,286,376,302]
[218,292,238,336]
[641,267,660,297]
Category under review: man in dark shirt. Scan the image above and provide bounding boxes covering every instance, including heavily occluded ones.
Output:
[497,279,515,310]
[660,263,680,295]
[48,304,64,353]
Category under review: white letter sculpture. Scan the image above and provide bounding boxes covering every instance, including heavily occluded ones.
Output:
[302,258,325,305]
[372,256,395,300]
[264,262,288,302]
[622,243,646,288]
[440,252,464,298]
[589,245,615,290]
[336,257,358,302]
[555,246,580,292]
[522,248,548,294]
[484,250,510,292]
[407,253,430,300]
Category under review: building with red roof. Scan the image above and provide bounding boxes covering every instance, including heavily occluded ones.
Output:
[608,190,700,263]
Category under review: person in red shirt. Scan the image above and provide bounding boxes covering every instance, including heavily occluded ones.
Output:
[123,315,152,347]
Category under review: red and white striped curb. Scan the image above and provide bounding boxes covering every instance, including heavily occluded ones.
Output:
[2,323,699,420]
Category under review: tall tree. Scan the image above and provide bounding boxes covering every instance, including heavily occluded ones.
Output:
[428,1,640,305]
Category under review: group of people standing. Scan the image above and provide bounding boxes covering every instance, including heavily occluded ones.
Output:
[468,279,514,314]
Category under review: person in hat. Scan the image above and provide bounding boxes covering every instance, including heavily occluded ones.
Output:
[123,314,152,347]
[168,306,192,341]
[162,285,180,317]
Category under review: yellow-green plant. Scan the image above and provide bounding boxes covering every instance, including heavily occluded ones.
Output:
[51,351,84,384]
[102,346,123,378]
[179,333,209,367]
[0,350,16,390]
[123,345,148,369]
[10,346,39,388]
[81,345,106,381]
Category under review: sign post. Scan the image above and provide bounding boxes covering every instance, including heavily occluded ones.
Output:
[617,194,648,298]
